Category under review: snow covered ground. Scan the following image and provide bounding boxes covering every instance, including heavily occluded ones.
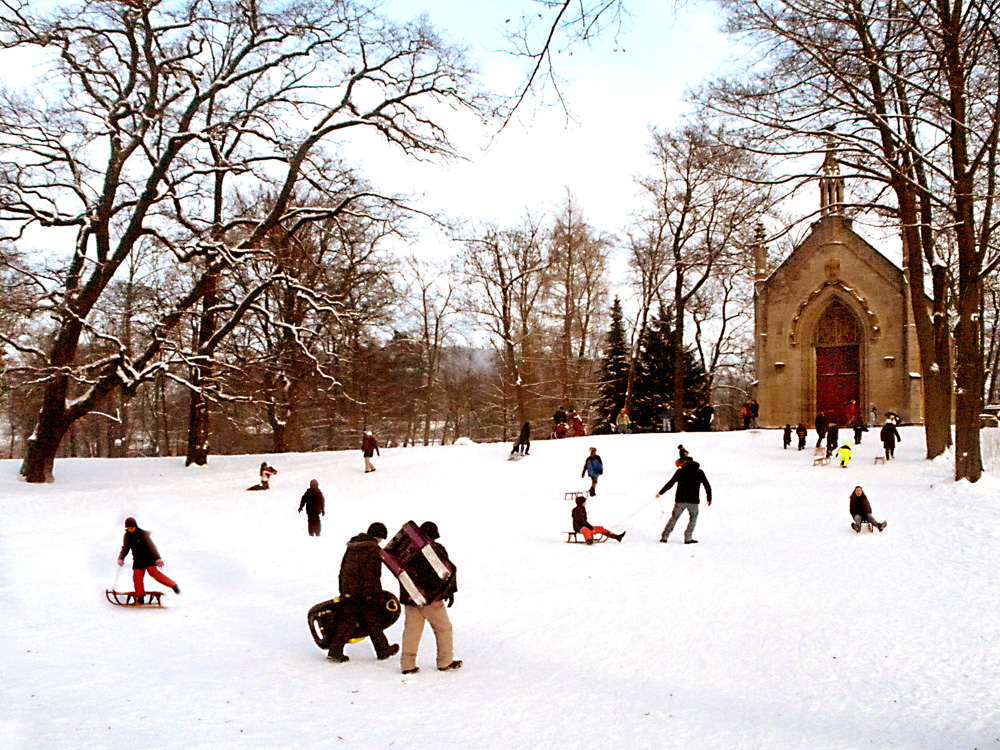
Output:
[1,428,998,750]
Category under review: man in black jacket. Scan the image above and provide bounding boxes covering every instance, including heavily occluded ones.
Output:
[297,479,325,537]
[117,517,181,603]
[326,522,399,663]
[656,456,712,544]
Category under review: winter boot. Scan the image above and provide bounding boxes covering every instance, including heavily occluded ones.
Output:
[852,522,861,533]
[659,537,668,543]
[172,584,181,594]
[327,650,349,663]
[135,596,145,605]
[684,539,698,544]
[378,644,400,661]
[402,667,419,675]
[588,487,595,497]
[878,521,887,532]
[438,660,463,672]
[613,532,626,542]
[585,538,594,545]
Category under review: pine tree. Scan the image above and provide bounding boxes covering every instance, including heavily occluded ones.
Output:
[593,297,631,433]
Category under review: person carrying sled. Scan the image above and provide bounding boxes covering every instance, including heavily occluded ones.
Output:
[298,479,325,537]
[795,423,809,451]
[571,495,625,544]
[835,442,852,468]
[849,486,887,533]
[581,446,604,496]
[783,424,792,449]
[362,430,380,473]
[117,517,180,603]
[880,418,901,460]
[511,421,531,456]
[400,521,462,675]
[247,461,277,490]
[326,522,399,663]
[657,455,712,544]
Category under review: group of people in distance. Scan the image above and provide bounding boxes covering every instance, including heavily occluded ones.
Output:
[552,406,587,439]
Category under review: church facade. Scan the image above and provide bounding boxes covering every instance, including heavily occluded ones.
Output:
[753,157,924,429]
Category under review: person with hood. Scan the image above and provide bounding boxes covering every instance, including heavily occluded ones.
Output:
[880,418,902,460]
[571,495,625,544]
[298,479,325,537]
[850,486,887,533]
[835,442,852,468]
[511,421,531,456]
[117,517,180,603]
[326,522,399,663]
[795,423,809,451]
[656,455,712,544]
[400,521,462,675]
[362,431,380,473]
[581,447,604,496]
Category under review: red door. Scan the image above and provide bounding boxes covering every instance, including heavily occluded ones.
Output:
[816,345,859,426]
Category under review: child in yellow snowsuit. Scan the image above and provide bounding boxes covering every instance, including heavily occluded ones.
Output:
[835,442,852,468]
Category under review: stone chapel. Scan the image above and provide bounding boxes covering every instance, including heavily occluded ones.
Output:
[753,150,924,429]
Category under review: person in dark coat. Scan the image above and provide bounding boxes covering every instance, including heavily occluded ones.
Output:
[852,420,866,445]
[298,479,325,537]
[825,422,840,458]
[815,411,828,448]
[511,421,531,456]
[880,419,902,459]
[750,399,760,429]
[850,486,886,532]
[571,495,624,544]
[795,423,809,451]
[656,456,712,544]
[117,517,180,603]
[247,461,277,491]
[326,522,399,663]
[783,424,792,449]
[400,521,462,674]
[581,447,604,496]
[362,431,380,473]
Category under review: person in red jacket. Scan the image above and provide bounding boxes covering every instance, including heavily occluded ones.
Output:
[362,431,380,473]
[117,517,180,603]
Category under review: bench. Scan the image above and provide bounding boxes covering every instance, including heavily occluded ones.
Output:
[565,531,608,544]
[874,456,885,464]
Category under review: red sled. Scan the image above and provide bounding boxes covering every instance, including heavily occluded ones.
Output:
[380,521,455,607]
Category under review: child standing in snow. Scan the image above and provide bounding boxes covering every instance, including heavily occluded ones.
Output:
[581,447,604,496]
[835,442,852,467]
[298,479,325,537]
[117,517,180,603]
[783,424,792,449]
[849,486,886,533]
[571,496,625,544]
[795,423,809,451]
[362,431,380,473]
[880,419,901,460]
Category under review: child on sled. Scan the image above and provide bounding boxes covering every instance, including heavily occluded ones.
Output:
[571,495,625,544]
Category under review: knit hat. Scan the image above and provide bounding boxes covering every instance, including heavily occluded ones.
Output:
[366,522,388,539]
[124,517,137,528]
[575,495,587,505]
[419,521,440,539]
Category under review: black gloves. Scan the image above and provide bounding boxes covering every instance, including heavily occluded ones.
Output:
[445,594,455,608]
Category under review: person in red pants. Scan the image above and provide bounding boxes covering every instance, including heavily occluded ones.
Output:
[117,517,180,603]
[571,496,625,544]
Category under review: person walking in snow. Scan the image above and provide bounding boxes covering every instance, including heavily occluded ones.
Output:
[852,420,866,445]
[362,430,380,473]
[400,521,462,675]
[298,479,325,537]
[117,517,180,603]
[657,455,712,544]
[850,486,887,533]
[581,447,604,496]
[815,411,828,448]
[571,495,625,544]
[795,423,809,451]
[325,522,399,663]
[825,422,840,458]
[511,421,531,456]
[783,424,792,449]
[880,419,901,460]
[835,442,852,468]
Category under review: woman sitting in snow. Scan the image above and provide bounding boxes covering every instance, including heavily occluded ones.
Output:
[247,461,277,491]
[849,486,886,533]
[571,495,625,544]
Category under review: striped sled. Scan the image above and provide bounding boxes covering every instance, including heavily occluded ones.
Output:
[379,521,456,607]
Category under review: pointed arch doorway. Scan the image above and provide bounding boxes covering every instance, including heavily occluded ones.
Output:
[814,300,861,427]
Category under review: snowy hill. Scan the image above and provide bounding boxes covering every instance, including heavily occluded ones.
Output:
[1,429,998,749]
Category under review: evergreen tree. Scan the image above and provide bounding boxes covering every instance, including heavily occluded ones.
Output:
[593,297,631,433]
[632,305,710,431]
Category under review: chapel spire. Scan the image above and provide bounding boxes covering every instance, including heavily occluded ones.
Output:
[819,134,845,216]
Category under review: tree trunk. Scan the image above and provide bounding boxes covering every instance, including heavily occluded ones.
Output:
[185,274,217,466]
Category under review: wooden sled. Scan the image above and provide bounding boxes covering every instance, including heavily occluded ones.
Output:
[853,522,875,533]
[106,590,164,608]
[874,456,886,464]
[813,456,830,466]
[565,531,608,544]
[564,491,589,502]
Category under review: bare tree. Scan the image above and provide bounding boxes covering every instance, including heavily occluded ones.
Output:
[0,0,483,481]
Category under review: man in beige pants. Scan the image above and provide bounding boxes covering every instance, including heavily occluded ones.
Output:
[400,522,462,675]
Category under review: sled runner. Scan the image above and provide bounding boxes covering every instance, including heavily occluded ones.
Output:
[307,590,400,649]
[508,453,527,461]
[565,531,608,543]
[874,456,886,464]
[106,590,165,608]
[813,456,830,466]
[380,521,456,607]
